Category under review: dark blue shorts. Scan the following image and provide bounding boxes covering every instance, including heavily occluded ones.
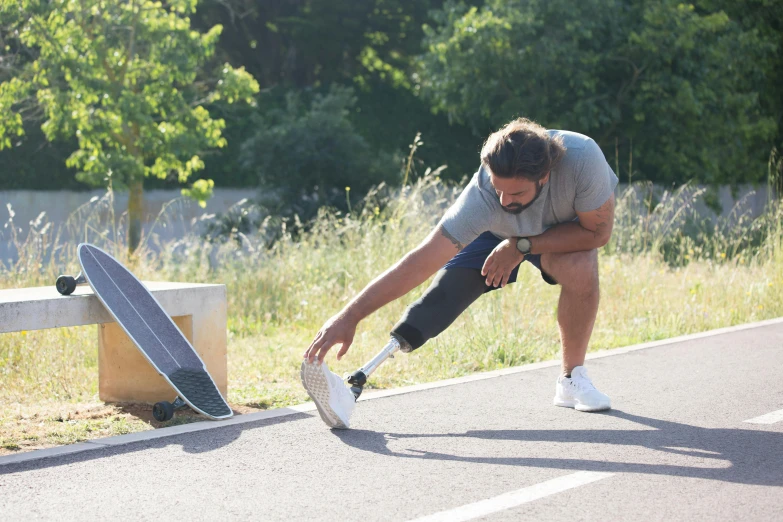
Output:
[442,232,557,290]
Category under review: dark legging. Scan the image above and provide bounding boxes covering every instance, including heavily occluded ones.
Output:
[390,230,558,352]
[391,267,493,351]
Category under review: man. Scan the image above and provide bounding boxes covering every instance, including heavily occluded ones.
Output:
[301,117,618,429]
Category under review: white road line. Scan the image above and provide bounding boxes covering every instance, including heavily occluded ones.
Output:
[744,409,783,424]
[407,471,613,522]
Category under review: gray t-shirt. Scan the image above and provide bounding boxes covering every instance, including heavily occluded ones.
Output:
[439,130,619,246]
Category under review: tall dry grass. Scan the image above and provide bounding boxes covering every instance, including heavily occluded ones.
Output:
[1,171,781,415]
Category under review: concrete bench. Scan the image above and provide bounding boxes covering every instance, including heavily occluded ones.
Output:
[0,282,227,403]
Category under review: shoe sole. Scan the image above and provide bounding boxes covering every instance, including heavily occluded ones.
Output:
[553,398,611,412]
[300,361,349,429]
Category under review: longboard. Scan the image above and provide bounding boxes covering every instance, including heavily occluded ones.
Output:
[56,243,232,422]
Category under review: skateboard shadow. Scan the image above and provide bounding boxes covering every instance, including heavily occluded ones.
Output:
[333,410,783,486]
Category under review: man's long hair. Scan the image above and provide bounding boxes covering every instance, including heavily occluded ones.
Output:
[480,118,566,181]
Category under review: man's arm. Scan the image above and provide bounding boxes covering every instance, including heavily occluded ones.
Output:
[528,193,615,254]
[481,194,615,288]
[304,225,462,362]
[342,225,463,322]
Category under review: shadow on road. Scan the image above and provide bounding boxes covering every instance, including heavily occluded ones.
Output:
[335,410,783,486]
[0,411,312,475]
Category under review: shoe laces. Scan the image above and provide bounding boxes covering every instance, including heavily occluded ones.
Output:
[569,373,596,394]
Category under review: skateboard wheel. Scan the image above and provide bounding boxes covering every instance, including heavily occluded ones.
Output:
[153,401,175,422]
[56,275,77,296]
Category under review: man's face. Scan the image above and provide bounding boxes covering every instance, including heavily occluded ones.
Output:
[489,171,549,214]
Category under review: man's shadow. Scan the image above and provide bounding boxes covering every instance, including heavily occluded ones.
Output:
[334,410,783,486]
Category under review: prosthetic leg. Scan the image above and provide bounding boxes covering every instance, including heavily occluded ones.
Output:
[345,267,489,399]
[302,268,488,428]
[345,336,404,399]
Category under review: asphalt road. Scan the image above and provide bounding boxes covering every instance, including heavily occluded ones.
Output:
[1,322,782,521]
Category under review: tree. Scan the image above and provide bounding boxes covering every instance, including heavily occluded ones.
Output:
[696,0,783,197]
[417,0,777,186]
[0,0,259,251]
[191,0,481,186]
[239,84,399,220]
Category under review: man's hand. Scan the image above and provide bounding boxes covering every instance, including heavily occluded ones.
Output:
[481,238,525,288]
[302,224,462,364]
[303,312,358,363]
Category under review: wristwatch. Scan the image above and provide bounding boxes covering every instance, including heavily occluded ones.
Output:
[516,237,532,255]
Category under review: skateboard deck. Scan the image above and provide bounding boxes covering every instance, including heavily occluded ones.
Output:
[67,243,232,420]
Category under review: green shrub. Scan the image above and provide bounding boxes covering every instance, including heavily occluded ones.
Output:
[239,85,400,220]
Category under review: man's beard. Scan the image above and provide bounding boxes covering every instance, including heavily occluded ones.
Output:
[501,181,544,214]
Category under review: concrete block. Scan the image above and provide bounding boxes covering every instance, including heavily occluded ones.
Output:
[1,282,228,403]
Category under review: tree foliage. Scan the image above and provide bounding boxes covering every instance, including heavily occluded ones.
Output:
[417,0,779,186]
[698,0,783,191]
[0,0,259,248]
[190,0,439,89]
[192,0,479,188]
[0,0,781,200]
[239,84,399,219]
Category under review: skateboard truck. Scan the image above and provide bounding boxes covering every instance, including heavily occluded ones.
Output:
[153,397,189,422]
[346,336,402,400]
[56,272,87,296]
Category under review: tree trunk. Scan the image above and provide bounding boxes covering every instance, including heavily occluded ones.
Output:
[128,178,144,253]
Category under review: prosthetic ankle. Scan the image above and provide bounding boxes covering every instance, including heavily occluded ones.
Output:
[346,336,407,399]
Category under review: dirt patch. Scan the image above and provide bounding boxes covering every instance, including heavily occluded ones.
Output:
[0,401,266,456]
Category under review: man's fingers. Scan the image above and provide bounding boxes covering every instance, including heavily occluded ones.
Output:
[304,334,322,360]
[307,335,330,362]
[304,331,325,358]
[481,254,497,277]
[316,343,333,363]
[486,268,499,287]
[336,339,353,361]
[501,271,511,288]
[484,265,496,286]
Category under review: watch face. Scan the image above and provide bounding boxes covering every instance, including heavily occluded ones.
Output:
[517,238,531,254]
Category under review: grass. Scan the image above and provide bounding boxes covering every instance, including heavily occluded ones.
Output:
[1,172,782,454]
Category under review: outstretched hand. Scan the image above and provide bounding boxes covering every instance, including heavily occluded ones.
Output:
[303,312,358,363]
[481,238,525,288]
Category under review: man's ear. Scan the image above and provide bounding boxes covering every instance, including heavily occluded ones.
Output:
[540,171,551,185]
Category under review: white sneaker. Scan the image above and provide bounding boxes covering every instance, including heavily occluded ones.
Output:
[553,366,611,412]
[300,360,356,429]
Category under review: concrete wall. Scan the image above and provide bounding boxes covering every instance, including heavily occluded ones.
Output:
[614,183,775,222]
[0,188,254,263]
